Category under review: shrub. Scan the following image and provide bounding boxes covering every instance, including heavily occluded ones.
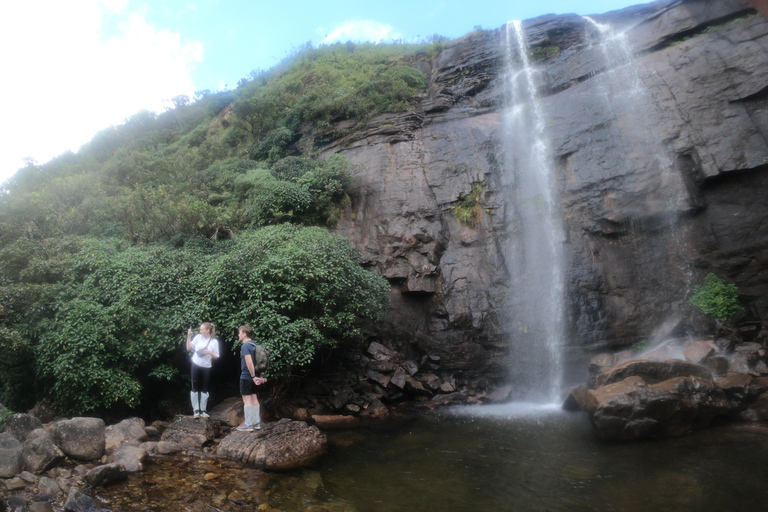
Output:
[19,226,389,413]
[689,273,743,323]
[452,183,484,227]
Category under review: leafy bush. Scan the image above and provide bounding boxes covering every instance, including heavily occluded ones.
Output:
[689,273,743,322]
[452,183,484,227]
[8,226,388,413]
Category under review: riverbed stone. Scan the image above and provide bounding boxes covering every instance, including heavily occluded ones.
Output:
[63,488,97,512]
[0,432,24,478]
[23,429,64,475]
[52,418,105,461]
[38,476,62,497]
[109,445,147,473]
[29,502,55,512]
[160,416,220,449]
[84,462,128,487]
[217,418,327,471]
[153,441,183,455]
[105,418,147,454]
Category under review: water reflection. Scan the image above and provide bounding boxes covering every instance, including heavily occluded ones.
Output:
[320,412,768,512]
[96,412,768,512]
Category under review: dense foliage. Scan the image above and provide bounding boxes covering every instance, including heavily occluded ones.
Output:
[0,39,450,413]
[689,273,743,323]
[1,226,389,413]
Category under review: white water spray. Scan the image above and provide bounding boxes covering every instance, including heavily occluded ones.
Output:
[501,21,565,404]
[583,16,694,342]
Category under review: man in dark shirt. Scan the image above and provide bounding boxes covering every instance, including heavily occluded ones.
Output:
[237,325,266,431]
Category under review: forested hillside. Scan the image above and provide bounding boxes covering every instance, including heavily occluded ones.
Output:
[0,40,445,414]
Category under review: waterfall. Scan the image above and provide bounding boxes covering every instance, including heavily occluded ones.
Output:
[501,21,565,404]
[584,16,694,334]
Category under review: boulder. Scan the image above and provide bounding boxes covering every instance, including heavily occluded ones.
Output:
[23,429,65,474]
[84,462,128,487]
[683,340,717,365]
[562,385,589,412]
[217,418,327,470]
[109,445,147,473]
[209,397,244,427]
[27,400,57,424]
[29,502,55,512]
[728,353,751,374]
[706,356,730,376]
[3,413,43,442]
[593,359,713,388]
[52,417,105,461]
[740,393,768,422]
[715,372,753,399]
[153,441,183,455]
[105,418,147,453]
[63,488,97,512]
[367,342,398,362]
[4,476,26,490]
[311,415,363,430]
[160,416,220,449]
[37,476,62,497]
[586,375,729,440]
[0,431,24,478]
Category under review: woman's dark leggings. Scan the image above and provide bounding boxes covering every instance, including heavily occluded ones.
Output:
[190,363,211,393]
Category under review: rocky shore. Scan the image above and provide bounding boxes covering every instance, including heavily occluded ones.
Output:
[0,407,326,512]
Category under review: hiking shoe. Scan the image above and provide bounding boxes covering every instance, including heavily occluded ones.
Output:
[236,424,254,432]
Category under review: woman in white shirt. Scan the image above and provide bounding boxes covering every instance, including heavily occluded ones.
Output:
[186,322,220,418]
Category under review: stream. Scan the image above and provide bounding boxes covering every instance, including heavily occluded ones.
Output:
[95,407,768,512]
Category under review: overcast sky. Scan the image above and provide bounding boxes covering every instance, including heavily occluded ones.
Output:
[1,0,644,184]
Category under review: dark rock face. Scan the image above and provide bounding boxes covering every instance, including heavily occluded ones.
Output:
[217,418,327,471]
[321,0,768,385]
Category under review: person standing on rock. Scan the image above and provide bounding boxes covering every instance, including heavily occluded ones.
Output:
[186,322,220,418]
[237,325,268,432]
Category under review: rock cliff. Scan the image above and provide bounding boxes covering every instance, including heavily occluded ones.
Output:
[323,0,768,389]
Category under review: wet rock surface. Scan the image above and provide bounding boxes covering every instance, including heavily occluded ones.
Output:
[580,335,768,439]
[217,418,327,471]
[52,418,105,462]
[160,416,221,449]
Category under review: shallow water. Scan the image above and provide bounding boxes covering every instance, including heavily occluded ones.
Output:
[97,408,768,512]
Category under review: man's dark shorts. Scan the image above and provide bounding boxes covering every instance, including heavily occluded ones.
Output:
[240,378,259,397]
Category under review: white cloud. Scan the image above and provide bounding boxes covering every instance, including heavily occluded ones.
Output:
[321,20,403,44]
[0,1,202,183]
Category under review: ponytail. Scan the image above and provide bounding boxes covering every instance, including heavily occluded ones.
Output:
[201,322,216,338]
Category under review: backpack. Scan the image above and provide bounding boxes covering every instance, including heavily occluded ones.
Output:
[245,341,269,373]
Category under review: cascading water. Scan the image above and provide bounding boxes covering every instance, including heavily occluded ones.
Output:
[584,16,694,336]
[499,20,566,404]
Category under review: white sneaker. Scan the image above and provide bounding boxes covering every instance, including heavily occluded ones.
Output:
[193,412,201,418]
[201,412,209,418]
[236,424,254,432]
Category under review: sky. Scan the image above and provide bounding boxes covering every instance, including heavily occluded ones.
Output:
[0,0,645,185]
